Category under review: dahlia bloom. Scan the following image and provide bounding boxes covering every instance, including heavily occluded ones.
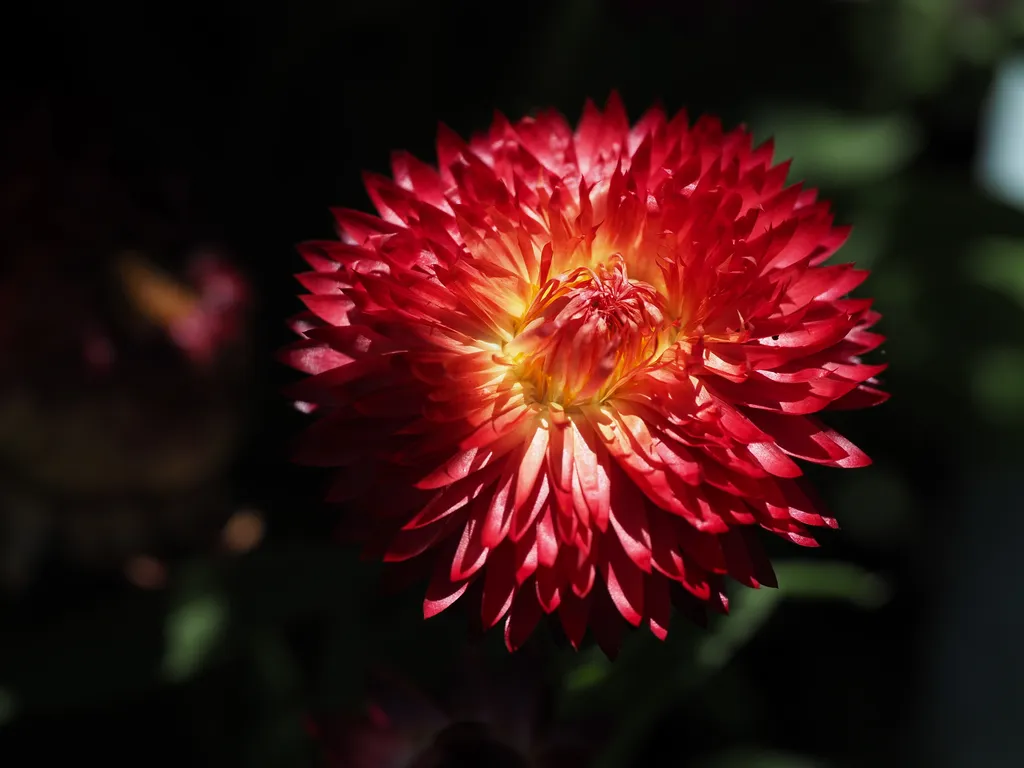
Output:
[284,94,887,654]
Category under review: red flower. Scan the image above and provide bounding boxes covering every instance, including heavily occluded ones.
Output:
[283,94,887,656]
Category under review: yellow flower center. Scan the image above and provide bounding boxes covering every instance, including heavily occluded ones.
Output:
[502,256,671,406]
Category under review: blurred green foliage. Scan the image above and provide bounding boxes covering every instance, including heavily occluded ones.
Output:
[755,108,923,187]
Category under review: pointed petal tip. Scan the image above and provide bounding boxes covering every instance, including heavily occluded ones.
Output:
[423,581,470,619]
[650,619,668,641]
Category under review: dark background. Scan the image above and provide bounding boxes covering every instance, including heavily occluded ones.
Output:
[2,1,1024,766]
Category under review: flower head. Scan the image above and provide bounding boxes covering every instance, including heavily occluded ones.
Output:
[283,94,887,655]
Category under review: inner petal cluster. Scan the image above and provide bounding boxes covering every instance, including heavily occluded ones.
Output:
[500,256,670,407]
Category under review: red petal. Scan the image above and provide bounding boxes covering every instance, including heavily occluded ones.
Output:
[423,558,470,618]
[536,508,559,569]
[450,510,490,582]
[647,574,672,641]
[746,441,804,478]
[571,419,612,531]
[826,384,890,410]
[558,591,591,649]
[536,559,562,614]
[600,532,645,627]
[384,519,456,563]
[391,149,451,212]
[504,587,543,651]
[590,585,627,659]
[482,459,517,549]
[481,542,517,628]
[299,294,355,326]
[547,417,575,492]
[744,411,871,468]
[510,472,550,543]
[608,466,652,572]
[514,422,549,508]
[332,207,401,244]
[514,527,539,585]
[404,464,502,529]
[414,432,521,490]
